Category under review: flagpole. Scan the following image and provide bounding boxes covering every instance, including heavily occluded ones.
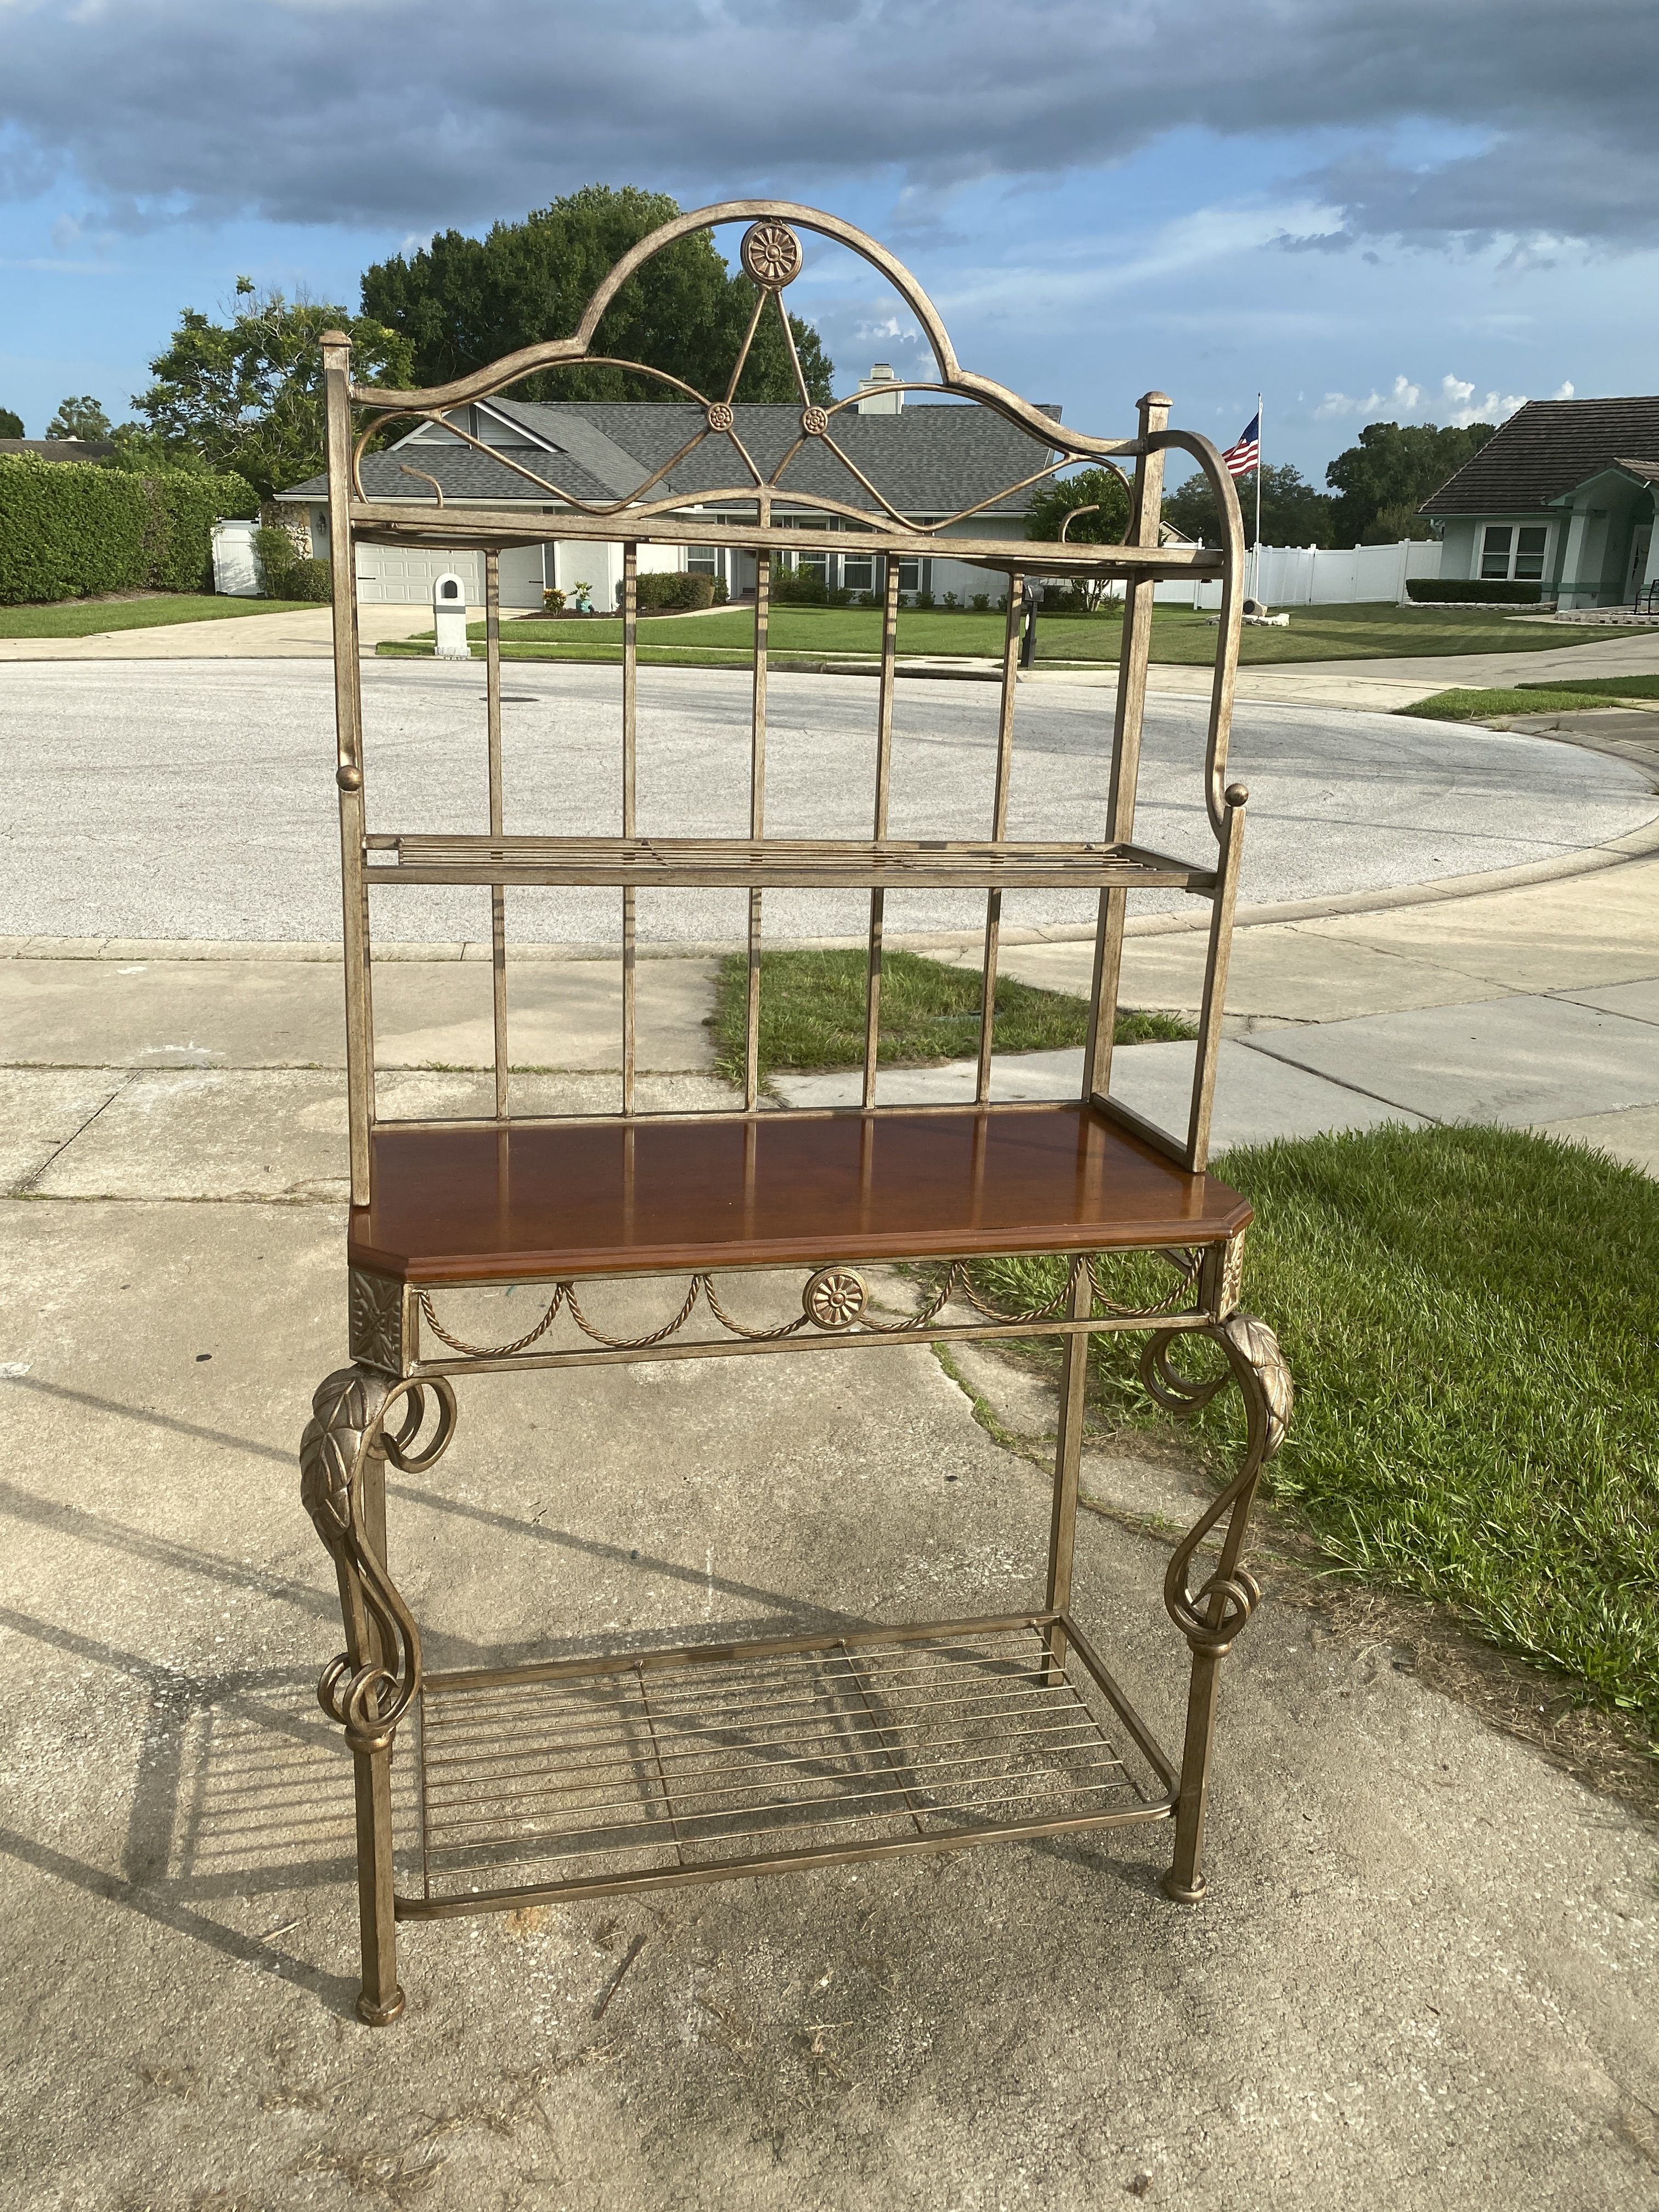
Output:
[1253,390,1263,603]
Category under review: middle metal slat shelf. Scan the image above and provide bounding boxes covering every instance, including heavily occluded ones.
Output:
[363,832,1217,894]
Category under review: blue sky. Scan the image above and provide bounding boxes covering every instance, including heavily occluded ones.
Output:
[3,2,1656,484]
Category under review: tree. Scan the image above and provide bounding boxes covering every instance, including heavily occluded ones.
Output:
[44,396,111,440]
[1162,461,1336,549]
[0,408,23,439]
[1325,420,1496,544]
[361,184,834,407]
[1025,468,1133,607]
[129,279,413,502]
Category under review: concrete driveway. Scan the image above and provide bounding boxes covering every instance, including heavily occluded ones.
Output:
[3,659,1654,945]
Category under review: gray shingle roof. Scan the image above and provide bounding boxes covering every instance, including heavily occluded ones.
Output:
[1421,398,1659,515]
[283,441,619,506]
[282,399,1058,518]
[0,438,117,462]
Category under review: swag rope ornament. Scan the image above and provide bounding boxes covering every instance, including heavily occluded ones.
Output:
[412,1248,1207,1363]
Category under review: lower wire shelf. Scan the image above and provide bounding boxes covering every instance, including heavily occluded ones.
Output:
[399,1613,1176,1916]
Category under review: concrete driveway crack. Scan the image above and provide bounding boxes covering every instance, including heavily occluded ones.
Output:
[12,1071,135,1195]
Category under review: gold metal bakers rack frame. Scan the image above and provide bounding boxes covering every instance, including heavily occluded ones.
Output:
[298,202,1291,2026]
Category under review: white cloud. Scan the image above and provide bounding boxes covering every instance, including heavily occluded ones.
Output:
[1314,373,1421,419]
[1314,369,1534,426]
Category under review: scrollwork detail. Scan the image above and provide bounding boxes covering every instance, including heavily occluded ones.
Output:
[300,1368,456,1752]
[1152,1313,1291,1658]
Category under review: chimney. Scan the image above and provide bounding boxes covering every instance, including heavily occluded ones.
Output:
[855,363,903,416]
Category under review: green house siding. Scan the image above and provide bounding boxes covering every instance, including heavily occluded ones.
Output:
[1551,471,1658,609]
[1438,514,1563,592]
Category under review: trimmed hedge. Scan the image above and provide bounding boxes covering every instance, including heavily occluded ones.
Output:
[252,524,330,602]
[1407,577,1543,606]
[0,455,257,604]
[284,557,332,603]
[624,571,723,613]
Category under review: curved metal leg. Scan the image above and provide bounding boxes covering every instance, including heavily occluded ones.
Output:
[300,1367,456,2025]
[1141,1313,1291,1903]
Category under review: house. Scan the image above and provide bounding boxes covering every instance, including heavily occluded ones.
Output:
[279,367,1063,608]
[1421,397,1659,611]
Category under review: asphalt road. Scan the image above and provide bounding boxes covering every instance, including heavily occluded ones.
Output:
[3,658,1653,944]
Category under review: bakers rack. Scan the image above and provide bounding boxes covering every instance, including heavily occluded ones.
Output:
[298,201,1291,2027]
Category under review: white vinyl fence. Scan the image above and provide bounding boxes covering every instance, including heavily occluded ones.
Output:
[1098,537,1441,610]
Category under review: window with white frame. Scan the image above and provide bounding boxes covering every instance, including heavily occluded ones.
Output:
[840,551,876,592]
[1481,523,1550,582]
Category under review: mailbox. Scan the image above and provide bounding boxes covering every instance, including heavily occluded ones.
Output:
[432,572,470,660]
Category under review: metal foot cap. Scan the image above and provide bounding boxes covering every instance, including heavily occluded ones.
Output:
[1162,1870,1206,1905]
[357,1985,406,2028]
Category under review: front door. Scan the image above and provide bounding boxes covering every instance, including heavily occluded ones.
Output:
[1629,524,1653,606]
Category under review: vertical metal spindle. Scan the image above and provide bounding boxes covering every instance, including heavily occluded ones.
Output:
[1084,392,1170,1108]
[1043,1255,1094,1686]
[862,554,900,1110]
[1186,783,1248,1172]
[744,550,770,1113]
[321,330,374,1206]
[975,575,1023,1104]
[621,543,639,1116]
[484,550,509,1123]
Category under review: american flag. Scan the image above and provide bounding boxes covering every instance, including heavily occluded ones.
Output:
[1222,413,1260,477]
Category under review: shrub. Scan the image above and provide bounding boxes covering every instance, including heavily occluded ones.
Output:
[284,556,332,602]
[712,577,729,605]
[542,584,566,612]
[0,454,256,603]
[970,593,990,611]
[770,565,828,606]
[253,524,298,594]
[1407,578,1543,606]
[941,590,960,610]
[636,569,716,612]
[913,588,935,610]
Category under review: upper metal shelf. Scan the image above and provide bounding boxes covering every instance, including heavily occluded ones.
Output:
[363,833,1217,894]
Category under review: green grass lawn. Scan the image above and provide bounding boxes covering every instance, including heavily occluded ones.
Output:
[707,946,1191,1085]
[382,599,1635,669]
[1517,672,1659,701]
[969,1125,1659,1729]
[1400,675,1659,721]
[0,592,311,637]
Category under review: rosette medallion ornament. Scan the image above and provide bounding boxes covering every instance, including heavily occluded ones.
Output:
[740,218,804,288]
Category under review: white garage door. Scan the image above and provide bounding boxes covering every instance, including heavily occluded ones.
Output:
[354,543,549,607]
[356,546,485,607]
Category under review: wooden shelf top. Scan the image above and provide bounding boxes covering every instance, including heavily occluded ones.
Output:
[348,1106,1250,1285]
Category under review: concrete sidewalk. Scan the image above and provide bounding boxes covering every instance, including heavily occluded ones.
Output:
[774,855,1659,1171]
[0,601,445,661]
[7,848,1659,1194]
